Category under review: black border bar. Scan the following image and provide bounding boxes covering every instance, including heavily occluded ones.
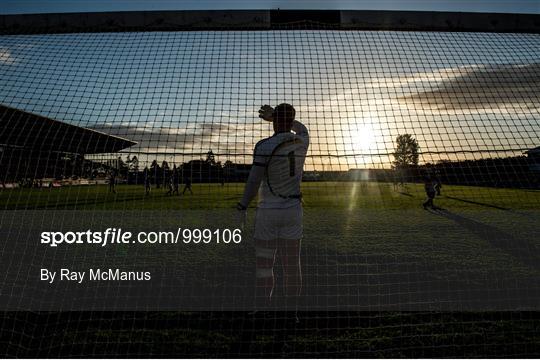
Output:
[0,10,539,34]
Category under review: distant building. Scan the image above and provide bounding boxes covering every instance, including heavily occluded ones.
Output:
[525,146,540,174]
[0,104,136,182]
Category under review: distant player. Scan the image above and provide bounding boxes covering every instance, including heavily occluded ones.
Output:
[165,176,174,196]
[143,167,151,195]
[423,174,437,210]
[434,170,442,196]
[108,171,116,194]
[172,168,180,195]
[182,176,193,195]
[392,169,399,191]
[236,104,309,311]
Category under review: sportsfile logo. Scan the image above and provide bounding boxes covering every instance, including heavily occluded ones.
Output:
[40,228,243,247]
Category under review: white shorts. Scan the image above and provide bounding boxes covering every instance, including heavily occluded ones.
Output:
[254,204,303,241]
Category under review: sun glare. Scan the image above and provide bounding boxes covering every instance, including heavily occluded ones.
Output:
[351,125,376,152]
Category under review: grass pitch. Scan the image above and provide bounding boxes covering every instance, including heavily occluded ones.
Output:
[1,182,539,310]
[1,181,539,210]
[1,182,539,355]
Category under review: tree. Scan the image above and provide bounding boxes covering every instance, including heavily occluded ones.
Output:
[150,160,161,188]
[205,150,216,165]
[161,161,170,171]
[392,134,419,187]
[161,161,170,187]
[223,160,234,182]
[117,156,129,177]
[393,134,419,168]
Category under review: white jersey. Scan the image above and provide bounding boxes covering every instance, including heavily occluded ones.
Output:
[252,121,309,209]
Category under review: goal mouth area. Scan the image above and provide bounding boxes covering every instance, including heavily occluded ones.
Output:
[0,4,538,313]
[0,7,539,358]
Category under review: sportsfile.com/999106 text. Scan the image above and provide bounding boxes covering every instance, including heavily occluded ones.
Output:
[40,228,243,247]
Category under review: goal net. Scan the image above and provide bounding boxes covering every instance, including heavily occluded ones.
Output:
[0,12,539,357]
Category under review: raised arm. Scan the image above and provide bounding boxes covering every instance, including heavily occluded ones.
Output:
[291,120,309,145]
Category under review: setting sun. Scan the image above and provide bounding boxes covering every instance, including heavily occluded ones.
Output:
[350,125,376,152]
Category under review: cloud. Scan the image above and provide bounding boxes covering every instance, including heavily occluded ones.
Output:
[88,121,255,157]
[399,63,540,110]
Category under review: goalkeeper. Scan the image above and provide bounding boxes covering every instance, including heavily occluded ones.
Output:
[237,104,309,310]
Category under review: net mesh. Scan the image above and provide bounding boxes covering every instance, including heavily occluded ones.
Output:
[0,22,539,356]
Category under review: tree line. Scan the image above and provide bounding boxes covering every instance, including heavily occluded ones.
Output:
[391,134,538,189]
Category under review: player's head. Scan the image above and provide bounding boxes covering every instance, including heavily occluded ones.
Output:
[273,103,295,133]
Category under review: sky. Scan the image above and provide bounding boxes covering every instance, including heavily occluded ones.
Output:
[0,0,539,15]
[0,1,539,170]
[1,30,538,170]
